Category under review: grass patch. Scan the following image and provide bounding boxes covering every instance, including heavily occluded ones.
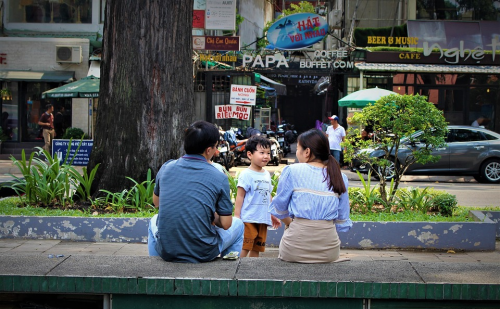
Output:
[0,197,156,218]
[350,206,498,222]
[1,197,496,222]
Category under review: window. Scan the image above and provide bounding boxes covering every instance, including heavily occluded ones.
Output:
[416,0,499,21]
[9,0,92,24]
[449,129,484,142]
[482,132,499,141]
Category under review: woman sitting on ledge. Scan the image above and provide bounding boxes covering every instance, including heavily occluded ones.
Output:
[270,129,352,263]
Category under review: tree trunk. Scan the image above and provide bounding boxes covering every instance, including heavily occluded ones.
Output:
[88,0,194,196]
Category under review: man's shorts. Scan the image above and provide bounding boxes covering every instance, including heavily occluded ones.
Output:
[243,222,268,252]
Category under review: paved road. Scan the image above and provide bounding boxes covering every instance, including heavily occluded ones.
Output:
[228,142,500,208]
[346,172,500,207]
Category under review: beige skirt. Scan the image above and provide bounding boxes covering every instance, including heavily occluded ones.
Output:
[279,217,340,263]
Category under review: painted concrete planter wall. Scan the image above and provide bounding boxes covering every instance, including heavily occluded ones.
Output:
[0,216,149,243]
[0,213,497,251]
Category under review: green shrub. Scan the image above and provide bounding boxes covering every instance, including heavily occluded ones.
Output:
[397,187,433,214]
[431,193,458,216]
[95,169,156,213]
[63,127,88,139]
[8,143,98,206]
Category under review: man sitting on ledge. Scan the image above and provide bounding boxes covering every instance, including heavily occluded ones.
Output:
[148,120,244,263]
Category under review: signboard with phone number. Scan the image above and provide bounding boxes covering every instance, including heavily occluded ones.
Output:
[52,139,93,166]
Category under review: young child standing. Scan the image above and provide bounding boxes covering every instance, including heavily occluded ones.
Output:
[234,135,281,257]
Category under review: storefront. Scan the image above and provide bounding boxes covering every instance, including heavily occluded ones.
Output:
[355,63,499,132]
[0,37,91,148]
[194,68,287,133]
[347,20,500,133]
[1,71,75,142]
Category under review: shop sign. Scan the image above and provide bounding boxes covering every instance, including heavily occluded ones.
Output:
[242,54,289,68]
[215,105,251,120]
[423,37,500,64]
[199,53,237,62]
[300,60,354,69]
[264,73,326,86]
[194,0,206,10]
[298,49,353,69]
[52,139,93,166]
[230,84,257,105]
[313,50,348,59]
[193,10,205,28]
[301,49,353,69]
[193,36,240,51]
[399,52,421,60]
[367,36,419,46]
[0,53,6,65]
[266,13,328,50]
[205,0,236,31]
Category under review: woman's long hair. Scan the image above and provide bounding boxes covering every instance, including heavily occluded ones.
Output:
[298,129,346,194]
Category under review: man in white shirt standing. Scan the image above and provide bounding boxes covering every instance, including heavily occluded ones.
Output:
[325,115,346,164]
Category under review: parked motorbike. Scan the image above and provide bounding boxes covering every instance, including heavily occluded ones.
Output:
[282,123,298,144]
[268,135,282,166]
[276,125,291,157]
[230,128,282,166]
[213,132,234,171]
[232,140,250,166]
[229,128,250,166]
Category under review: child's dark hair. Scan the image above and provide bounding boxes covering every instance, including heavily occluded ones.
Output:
[245,135,271,154]
[184,120,219,154]
[298,129,346,195]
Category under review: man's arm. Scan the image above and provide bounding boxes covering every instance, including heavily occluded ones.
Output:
[38,114,48,127]
[213,213,232,230]
[153,193,159,208]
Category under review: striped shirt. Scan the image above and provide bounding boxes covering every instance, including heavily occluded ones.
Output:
[269,163,352,232]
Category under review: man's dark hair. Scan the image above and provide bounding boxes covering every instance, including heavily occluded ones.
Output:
[45,104,53,110]
[184,120,219,155]
[245,135,271,154]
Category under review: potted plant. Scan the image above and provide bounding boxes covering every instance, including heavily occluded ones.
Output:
[0,88,12,101]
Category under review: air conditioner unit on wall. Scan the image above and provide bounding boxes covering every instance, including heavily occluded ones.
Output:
[56,45,82,64]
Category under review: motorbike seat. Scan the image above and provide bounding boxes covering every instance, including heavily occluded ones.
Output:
[230,139,247,150]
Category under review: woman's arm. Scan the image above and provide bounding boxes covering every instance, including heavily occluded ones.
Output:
[269,166,293,219]
[335,174,353,232]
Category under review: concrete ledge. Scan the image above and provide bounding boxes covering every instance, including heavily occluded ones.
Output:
[0,215,497,251]
[0,255,499,301]
[470,210,500,238]
[0,216,148,243]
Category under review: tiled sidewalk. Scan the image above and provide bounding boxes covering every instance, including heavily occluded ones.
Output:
[1,239,499,264]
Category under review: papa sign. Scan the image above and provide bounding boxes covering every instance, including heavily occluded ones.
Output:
[266,13,328,50]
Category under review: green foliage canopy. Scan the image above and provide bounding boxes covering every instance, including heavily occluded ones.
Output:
[343,94,448,203]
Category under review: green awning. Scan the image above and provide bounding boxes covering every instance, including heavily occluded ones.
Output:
[338,87,397,108]
[0,70,75,83]
[42,75,99,99]
[254,73,261,83]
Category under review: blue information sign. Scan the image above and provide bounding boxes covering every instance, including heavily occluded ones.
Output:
[52,139,93,166]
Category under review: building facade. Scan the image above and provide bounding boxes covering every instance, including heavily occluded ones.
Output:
[0,0,104,152]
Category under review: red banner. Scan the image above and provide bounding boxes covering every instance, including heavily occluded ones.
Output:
[193,10,205,29]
